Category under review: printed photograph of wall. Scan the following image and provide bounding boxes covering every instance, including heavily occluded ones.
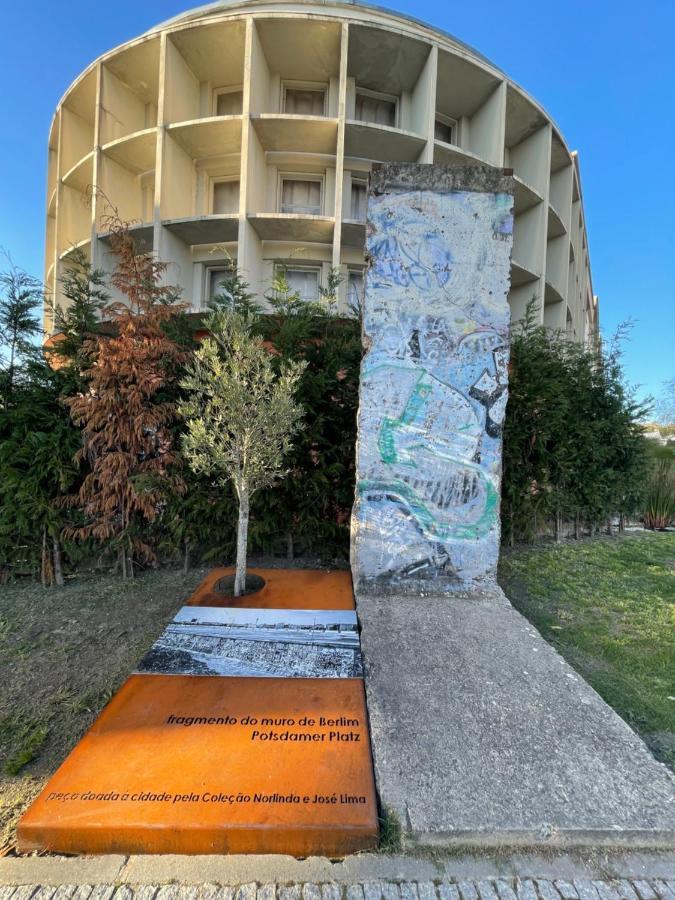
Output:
[136,607,363,679]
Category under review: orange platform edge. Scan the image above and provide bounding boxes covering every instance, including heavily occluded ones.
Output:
[17,569,379,857]
[186,567,357,610]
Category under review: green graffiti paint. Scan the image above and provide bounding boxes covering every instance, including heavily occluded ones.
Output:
[377,371,435,467]
[358,470,498,541]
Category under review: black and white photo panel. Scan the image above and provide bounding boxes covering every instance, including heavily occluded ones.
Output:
[136,607,363,679]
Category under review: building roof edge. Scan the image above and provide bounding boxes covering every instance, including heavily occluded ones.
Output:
[144,0,503,74]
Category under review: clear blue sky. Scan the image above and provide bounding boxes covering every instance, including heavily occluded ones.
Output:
[0,0,673,410]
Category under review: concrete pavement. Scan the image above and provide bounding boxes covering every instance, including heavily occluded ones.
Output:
[356,586,675,847]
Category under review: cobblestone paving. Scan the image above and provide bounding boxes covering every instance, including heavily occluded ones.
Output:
[1,880,674,900]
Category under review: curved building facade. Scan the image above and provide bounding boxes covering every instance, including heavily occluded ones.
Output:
[44,0,598,342]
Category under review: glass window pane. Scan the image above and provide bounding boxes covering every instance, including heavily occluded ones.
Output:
[281,179,321,214]
[350,181,367,220]
[434,118,454,144]
[355,92,396,126]
[213,181,239,214]
[216,90,243,116]
[208,269,228,299]
[348,270,364,308]
[284,88,325,116]
[285,268,320,301]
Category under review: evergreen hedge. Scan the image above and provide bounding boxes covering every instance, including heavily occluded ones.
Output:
[0,253,656,580]
[502,307,650,543]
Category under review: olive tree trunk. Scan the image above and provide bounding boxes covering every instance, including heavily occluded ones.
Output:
[234,485,250,597]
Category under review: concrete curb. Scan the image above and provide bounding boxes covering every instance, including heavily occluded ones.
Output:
[2,851,674,887]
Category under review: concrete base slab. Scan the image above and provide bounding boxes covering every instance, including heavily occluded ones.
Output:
[356,586,675,848]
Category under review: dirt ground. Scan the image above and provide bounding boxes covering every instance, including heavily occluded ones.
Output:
[0,557,344,851]
[0,566,209,850]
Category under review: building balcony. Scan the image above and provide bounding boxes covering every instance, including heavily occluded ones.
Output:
[247,213,334,242]
[102,129,157,173]
[548,203,567,239]
[59,238,92,262]
[62,152,95,194]
[433,141,485,167]
[544,276,566,305]
[513,176,543,214]
[341,219,366,249]
[166,117,243,158]
[251,115,338,154]
[345,121,426,162]
[163,214,239,245]
[510,258,541,287]
[98,222,154,253]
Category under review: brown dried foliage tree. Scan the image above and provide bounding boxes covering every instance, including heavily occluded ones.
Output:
[64,213,187,577]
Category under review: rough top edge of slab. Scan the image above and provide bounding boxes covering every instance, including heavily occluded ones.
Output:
[370,163,515,195]
[355,576,510,601]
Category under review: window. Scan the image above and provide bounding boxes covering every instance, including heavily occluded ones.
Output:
[348,269,365,310]
[355,89,397,127]
[277,265,321,302]
[280,177,322,215]
[283,83,326,116]
[434,114,456,145]
[207,267,232,302]
[215,89,243,116]
[350,179,367,220]
[212,180,239,215]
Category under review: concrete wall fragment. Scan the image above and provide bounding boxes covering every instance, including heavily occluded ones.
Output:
[351,164,515,591]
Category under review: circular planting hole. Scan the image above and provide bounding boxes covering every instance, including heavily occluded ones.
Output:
[214,573,266,597]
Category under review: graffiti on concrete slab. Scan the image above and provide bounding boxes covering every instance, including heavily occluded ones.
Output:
[352,167,514,589]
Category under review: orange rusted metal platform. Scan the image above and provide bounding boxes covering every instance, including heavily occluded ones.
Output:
[187,567,356,609]
[18,675,376,856]
[17,568,378,857]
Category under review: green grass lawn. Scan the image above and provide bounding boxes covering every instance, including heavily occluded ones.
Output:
[498,531,675,770]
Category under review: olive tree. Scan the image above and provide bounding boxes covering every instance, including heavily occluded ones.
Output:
[178,309,306,596]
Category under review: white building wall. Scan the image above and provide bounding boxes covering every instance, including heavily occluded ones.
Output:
[44,0,598,345]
